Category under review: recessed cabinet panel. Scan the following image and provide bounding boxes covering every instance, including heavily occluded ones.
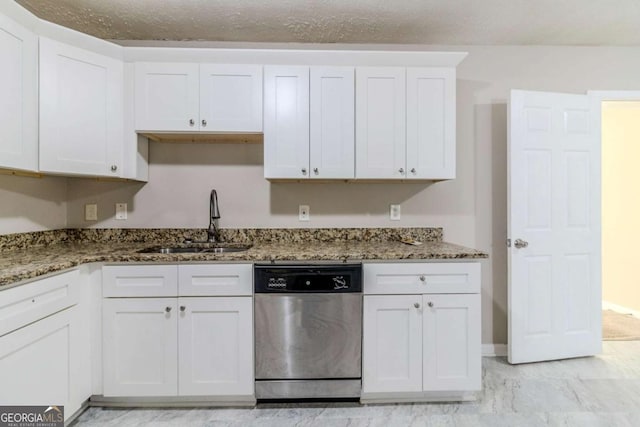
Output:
[355,67,406,179]
[422,294,481,391]
[362,294,422,394]
[0,14,37,172]
[264,66,310,179]
[178,297,253,396]
[200,64,262,132]
[134,62,200,132]
[310,67,355,179]
[39,37,123,177]
[102,298,178,397]
[407,68,455,179]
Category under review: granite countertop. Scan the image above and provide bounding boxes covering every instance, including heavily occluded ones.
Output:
[0,228,488,287]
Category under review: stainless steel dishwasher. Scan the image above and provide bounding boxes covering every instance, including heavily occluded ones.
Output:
[254,263,362,400]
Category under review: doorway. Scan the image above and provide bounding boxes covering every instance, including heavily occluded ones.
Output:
[601,99,640,341]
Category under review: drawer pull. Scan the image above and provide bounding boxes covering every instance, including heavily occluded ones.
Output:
[427,302,434,308]
[180,306,186,312]
[419,275,426,282]
[414,302,420,309]
[165,306,172,313]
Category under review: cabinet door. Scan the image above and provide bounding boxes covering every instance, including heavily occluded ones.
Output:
[200,64,262,132]
[263,66,310,179]
[178,297,253,396]
[0,307,86,421]
[39,37,123,177]
[0,13,37,172]
[362,295,422,394]
[355,67,406,179]
[422,294,481,391]
[103,298,178,396]
[134,62,199,132]
[407,68,456,180]
[310,67,355,179]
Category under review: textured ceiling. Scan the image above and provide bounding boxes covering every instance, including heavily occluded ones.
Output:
[15,0,640,45]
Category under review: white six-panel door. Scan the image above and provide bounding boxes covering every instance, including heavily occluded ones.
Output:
[422,294,480,391]
[355,67,406,179]
[508,90,601,364]
[134,62,200,132]
[178,297,253,396]
[406,68,456,180]
[263,66,310,179]
[0,13,37,172]
[103,298,178,396]
[39,37,123,177]
[310,66,355,179]
[200,64,262,132]
[362,295,422,393]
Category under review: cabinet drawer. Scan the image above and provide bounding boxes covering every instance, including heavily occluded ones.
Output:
[179,264,252,296]
[103,265,178,297]
[0,270,79,337]
[364,263,480,294]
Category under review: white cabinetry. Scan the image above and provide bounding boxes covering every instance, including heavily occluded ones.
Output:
[39,37,124,177]
[362,263,481,401]
[0,12,38,172]
[0,270,90,421]
[135,63,262,133]
[356,67,456,180]
[101,264,254,400]
[264,66,355,179]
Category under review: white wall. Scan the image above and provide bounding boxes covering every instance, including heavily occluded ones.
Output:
[2,44,636,345]
[602,101,640,313]
[0,174,67,234]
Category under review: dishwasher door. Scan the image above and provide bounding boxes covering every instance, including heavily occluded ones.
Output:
[255,293,362,380]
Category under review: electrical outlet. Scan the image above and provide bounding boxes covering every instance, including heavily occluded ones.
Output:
[299,205,310,221]
[115,203,128,220]
[390,204,401,221]
[85,203,98,221]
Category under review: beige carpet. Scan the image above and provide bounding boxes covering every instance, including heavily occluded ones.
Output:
[602,310,640,340]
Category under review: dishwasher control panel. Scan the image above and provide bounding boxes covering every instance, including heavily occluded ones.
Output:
[254,264,362,293]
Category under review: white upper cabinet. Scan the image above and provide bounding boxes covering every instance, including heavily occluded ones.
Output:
[39,37,124,177]
[263,66,310,179]
[310,67,355,179]
[200,64,262,132]
[135,63,262,133]
[0,13,37,172]
[407,68,456,179]
[356,67,456,180]
[355,67,406,179]
[135,62,199,132]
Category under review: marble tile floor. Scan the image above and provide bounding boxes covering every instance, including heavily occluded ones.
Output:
[71,341,640,427]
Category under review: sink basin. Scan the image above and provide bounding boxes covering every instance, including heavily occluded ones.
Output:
[138,244,252,254]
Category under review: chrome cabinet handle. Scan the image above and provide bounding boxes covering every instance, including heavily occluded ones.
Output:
[201,119,207,127]
[419,275,426,282]
[411,168,416,174]
[301,168,307,175]
[414,302,420,309]
[165,306,172,313]
[313,168,319,175]
[180,306,186,312]
[399,168,405,174]
[110,165,118,172]
[427,302,434,308]
[189,119,195,126]
[514,239,529,249]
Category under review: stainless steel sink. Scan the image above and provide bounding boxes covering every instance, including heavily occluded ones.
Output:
[138,244,252,254]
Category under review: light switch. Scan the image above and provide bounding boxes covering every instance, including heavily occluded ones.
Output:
[85,204,98,221]
[115,203,127,220]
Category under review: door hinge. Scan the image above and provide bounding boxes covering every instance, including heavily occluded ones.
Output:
[506,238,512,247]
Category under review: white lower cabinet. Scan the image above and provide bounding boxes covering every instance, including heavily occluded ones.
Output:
[362,262,481,401]
[0,270,90,421]
[102,264,254,400]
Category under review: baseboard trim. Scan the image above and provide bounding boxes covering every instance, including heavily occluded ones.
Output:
[482,344,507,357]
[602,301,640,319]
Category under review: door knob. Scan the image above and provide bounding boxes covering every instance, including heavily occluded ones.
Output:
[419,275,426,282]
[201,119,207,127]
[427,302,434,308]
[189,119,195,126]
[414,302,420,309]
[399,168,405,174]
[514,239,529,249]
[301,168,307,175]
[110,165,118,172]
[411,168,416,174]
[165,306,172,313]
[180,306,186,312]
[313,168,319,175]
